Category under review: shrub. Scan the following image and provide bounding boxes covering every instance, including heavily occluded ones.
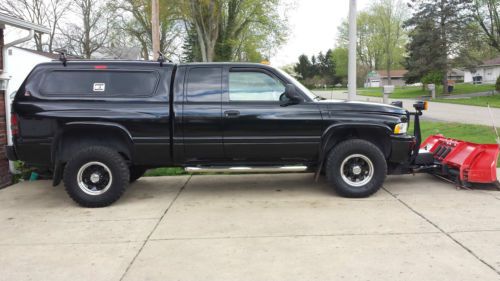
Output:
[496,75,500,92]
[421,71,444,86]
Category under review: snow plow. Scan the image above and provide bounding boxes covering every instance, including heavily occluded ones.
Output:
[406,101,500,188]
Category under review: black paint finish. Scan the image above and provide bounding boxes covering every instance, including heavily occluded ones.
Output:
[8,61,413,173]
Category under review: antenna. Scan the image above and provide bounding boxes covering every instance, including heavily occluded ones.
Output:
[487,103,500,145]
[157,51,165,67]
[59,51,67,67]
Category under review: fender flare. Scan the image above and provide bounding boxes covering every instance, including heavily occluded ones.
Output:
[51,122,134,184]
[314,122,392,179]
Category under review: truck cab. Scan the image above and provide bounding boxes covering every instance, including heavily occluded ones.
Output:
[6,61,414,207]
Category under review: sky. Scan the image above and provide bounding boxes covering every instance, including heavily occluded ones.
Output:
[271,0,372,67]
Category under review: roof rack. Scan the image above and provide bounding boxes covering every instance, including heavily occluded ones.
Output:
[58,51,67,67]
[157,52,165,66]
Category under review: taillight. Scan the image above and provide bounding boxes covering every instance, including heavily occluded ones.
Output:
[10,114,18,136]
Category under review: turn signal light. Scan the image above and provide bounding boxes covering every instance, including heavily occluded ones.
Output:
[413,101,429,111]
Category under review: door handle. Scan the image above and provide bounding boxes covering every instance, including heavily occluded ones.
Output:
[224,110,240,117]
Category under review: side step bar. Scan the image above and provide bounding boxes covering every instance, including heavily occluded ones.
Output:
[185,166,309,174]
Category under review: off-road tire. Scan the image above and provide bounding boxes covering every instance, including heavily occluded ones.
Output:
[130,166,147,183]
[325,139,387,198]
[63,146,129,207]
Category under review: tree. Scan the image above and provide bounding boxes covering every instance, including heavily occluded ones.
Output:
[0,0,70,52]
[337,2,407,78]
[109,0,180,60]
[59,0,110,58]
[294,54,312,80]
[181,0,288,62]
[404,19,445,84]
[371,0,407,84]
[473,0,500,52]
[331,47,349,85]
[337,12,384,71]
[181,0,221,62]
[405,0,473,94]
[215,0,287,61]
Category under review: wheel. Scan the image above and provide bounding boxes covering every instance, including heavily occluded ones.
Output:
[63,146,130,207]
[325,139,387,198]
[130,166,147,183]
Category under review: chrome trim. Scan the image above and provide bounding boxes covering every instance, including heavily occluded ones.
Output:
[185,166,309,173]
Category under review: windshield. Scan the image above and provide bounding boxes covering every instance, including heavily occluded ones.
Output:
[276,68,322,101]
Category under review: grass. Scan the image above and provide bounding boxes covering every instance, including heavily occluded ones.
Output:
[358,83,496,99]
[433,95,500,108]
[419,121,500,167]
[144,167,186,177]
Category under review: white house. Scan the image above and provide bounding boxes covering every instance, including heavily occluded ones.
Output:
[464,57,500,84]
[2,47,55,98]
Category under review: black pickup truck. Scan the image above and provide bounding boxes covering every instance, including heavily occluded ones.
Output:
[6,61,418,207]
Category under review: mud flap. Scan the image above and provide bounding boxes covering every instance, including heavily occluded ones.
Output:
[52,161,63,186]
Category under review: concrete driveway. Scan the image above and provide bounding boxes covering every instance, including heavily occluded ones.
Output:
[1,172,500,281]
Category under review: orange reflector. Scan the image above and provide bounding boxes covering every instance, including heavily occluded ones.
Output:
[424,101,429,110]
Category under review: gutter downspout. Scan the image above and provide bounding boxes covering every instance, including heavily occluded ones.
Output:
[4,29,35,48]
[3,29,35,174]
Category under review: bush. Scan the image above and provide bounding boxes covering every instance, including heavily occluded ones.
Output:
[496,75,500,92]
[12,161,34,183]
[421,71,444,86]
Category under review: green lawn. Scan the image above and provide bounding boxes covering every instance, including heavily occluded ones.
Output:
[144,120,500,177]
[433,95,500,108]
[144,167,186,177]
[419,121,500,167]
[358,83,496,99]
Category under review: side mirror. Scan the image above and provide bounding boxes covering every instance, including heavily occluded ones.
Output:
[280,84,302,105]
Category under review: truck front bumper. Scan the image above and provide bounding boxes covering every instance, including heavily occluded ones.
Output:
[5,145,18,161]
[389,135,415,163]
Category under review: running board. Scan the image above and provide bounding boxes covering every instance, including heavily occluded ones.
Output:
[185,166,309,174]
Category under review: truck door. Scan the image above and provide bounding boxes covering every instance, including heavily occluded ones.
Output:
[181,66,224,163]
[222,67,323,163]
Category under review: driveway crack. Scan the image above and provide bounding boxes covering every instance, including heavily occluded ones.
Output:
[119,175,192,281]
[382,186,500,276]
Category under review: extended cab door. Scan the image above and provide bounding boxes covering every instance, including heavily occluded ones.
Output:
[180,66,224,163]
[222,66,323,163]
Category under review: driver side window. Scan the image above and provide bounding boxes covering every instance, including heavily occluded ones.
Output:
[229,71,285,101]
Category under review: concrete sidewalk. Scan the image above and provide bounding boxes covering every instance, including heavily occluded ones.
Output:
[1,171,500,281]
[314,90,500,126]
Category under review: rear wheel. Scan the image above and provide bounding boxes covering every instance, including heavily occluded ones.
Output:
[325,139,387,198]
[130,166,147,183]
[63,146,129,207]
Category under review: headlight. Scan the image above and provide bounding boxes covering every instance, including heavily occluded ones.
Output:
[394,122,408,134]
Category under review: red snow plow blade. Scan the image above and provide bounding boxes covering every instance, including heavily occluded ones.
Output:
[421,135,500,184]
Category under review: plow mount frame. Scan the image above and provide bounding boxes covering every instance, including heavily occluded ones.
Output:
[406,101,499,187]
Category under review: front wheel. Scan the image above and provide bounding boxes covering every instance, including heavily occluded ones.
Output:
[63,146,130,207]
[325,139,387,198]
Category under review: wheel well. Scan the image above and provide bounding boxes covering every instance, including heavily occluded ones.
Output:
[54,126,133,164]
[323,127,391,159]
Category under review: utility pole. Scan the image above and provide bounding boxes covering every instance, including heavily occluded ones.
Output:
[348,0,357,100]
[151,0,160,60]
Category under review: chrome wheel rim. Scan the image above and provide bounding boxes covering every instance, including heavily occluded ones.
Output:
[77,161,112,195]
[340,154,374,187]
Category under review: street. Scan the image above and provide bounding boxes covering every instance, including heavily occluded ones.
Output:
[314,90,500,126]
